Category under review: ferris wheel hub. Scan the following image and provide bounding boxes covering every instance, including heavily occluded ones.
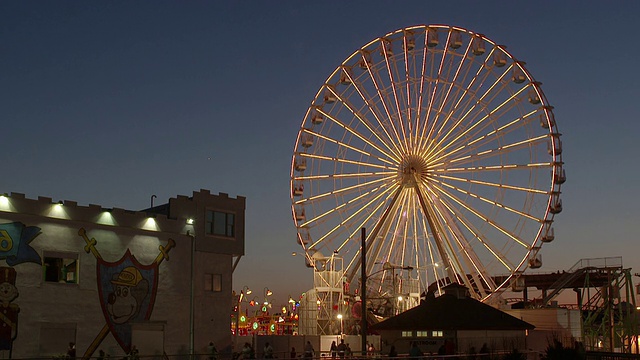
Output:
[399,154,429,187]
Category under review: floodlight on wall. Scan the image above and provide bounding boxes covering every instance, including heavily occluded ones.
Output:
[142,217,160,231]
[0,193,9,210]
[186,218,195,225]
[48,200,69,219]
[97,211,117,226]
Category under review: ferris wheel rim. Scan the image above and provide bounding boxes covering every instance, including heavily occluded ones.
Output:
[290,24,563,303]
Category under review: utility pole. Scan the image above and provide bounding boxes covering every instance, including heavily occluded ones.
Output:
[360,227,367,357]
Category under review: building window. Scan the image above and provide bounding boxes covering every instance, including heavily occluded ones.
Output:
[205,210,235,237]
[416,330,429,337]
[43,252,78,284]
[204,273,222,292]
[432,330,443,337]
[401,331,413,337]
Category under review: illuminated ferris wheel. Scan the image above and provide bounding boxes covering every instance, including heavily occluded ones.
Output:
[290,25,565,303]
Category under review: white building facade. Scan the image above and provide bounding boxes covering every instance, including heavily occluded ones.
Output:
[0,189,244,359]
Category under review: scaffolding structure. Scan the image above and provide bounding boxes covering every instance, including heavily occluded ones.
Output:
[580,264,638,353]
[313,254,345,335]
[507,257,639,353]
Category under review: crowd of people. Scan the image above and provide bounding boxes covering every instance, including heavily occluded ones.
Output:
[227,340,497,360]
[78,339,496,360]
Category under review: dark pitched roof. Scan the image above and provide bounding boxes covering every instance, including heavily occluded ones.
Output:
[371,292,534,331]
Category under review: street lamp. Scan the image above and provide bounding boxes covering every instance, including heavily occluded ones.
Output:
[235,286,253,340]
[263,287,273,306]
[248,297,259,307]
[337,314,344,336]
[288,296,296,313]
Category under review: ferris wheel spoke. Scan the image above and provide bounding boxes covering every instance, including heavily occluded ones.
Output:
[412,181,459,282]
[430,82,528,162]
[428,57,508,149]
[317,87,399,161]
[368,189,414,270]
[431,88,535,163]
[436,108,539,161]
[414,199,442,292]
[344,184,405,282]
[294,175,395,205]
[433,96,537,164]
[405,196,432,279]
[297,183,394,228]
[419,38,473,153]
[427,64,516,160]
[364,189,408,277]
[430,173,550,196]
[402,32,414,136]
[429,181,530,249]
[422,47,498,150]
[296,152,395,171]
[294,170,396,181]
[420,187,476,290]
[428,185,517,273]
[302,128,396,166]
[414,31,430,143]
[341,200,395,274]
[431,133,550,169]
[427,175,543,222]
[442,134,550,166]
[367,201,405,278]
[344,67,406,159]
[419,37,455,153]
[380,39,409,148]
[361,52,408,154]
[370,192,404,267]
[315,104,402,163]
[446,45,499,111]
[420,32,462,148]
[428,197,496,297]
[310,183,401,250]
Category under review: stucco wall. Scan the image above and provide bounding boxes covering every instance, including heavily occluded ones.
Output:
[0,190,242,359]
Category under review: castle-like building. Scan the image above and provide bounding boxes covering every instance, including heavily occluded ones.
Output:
[0,189,244,359]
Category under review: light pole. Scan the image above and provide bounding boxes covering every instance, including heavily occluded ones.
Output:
[288,296,296,313]
[263,287,273,308]
[186,230,195,360]
[235,287,252,341]
[337,314,343,337]
[361,227,367,358]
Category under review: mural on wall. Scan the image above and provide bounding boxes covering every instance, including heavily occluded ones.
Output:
[0,222,42,265]
[0,267,19,354]
[78,228,175,359]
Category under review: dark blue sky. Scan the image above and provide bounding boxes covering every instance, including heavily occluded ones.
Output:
[2,1,639,306]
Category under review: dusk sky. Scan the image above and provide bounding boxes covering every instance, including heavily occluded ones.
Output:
[2,1,639,307]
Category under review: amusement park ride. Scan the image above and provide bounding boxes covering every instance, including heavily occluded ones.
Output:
[232,287,300,336]
[290,23,563,331]
[246,23,638,353]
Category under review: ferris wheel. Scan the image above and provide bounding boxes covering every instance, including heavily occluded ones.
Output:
[290,25,565,303]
